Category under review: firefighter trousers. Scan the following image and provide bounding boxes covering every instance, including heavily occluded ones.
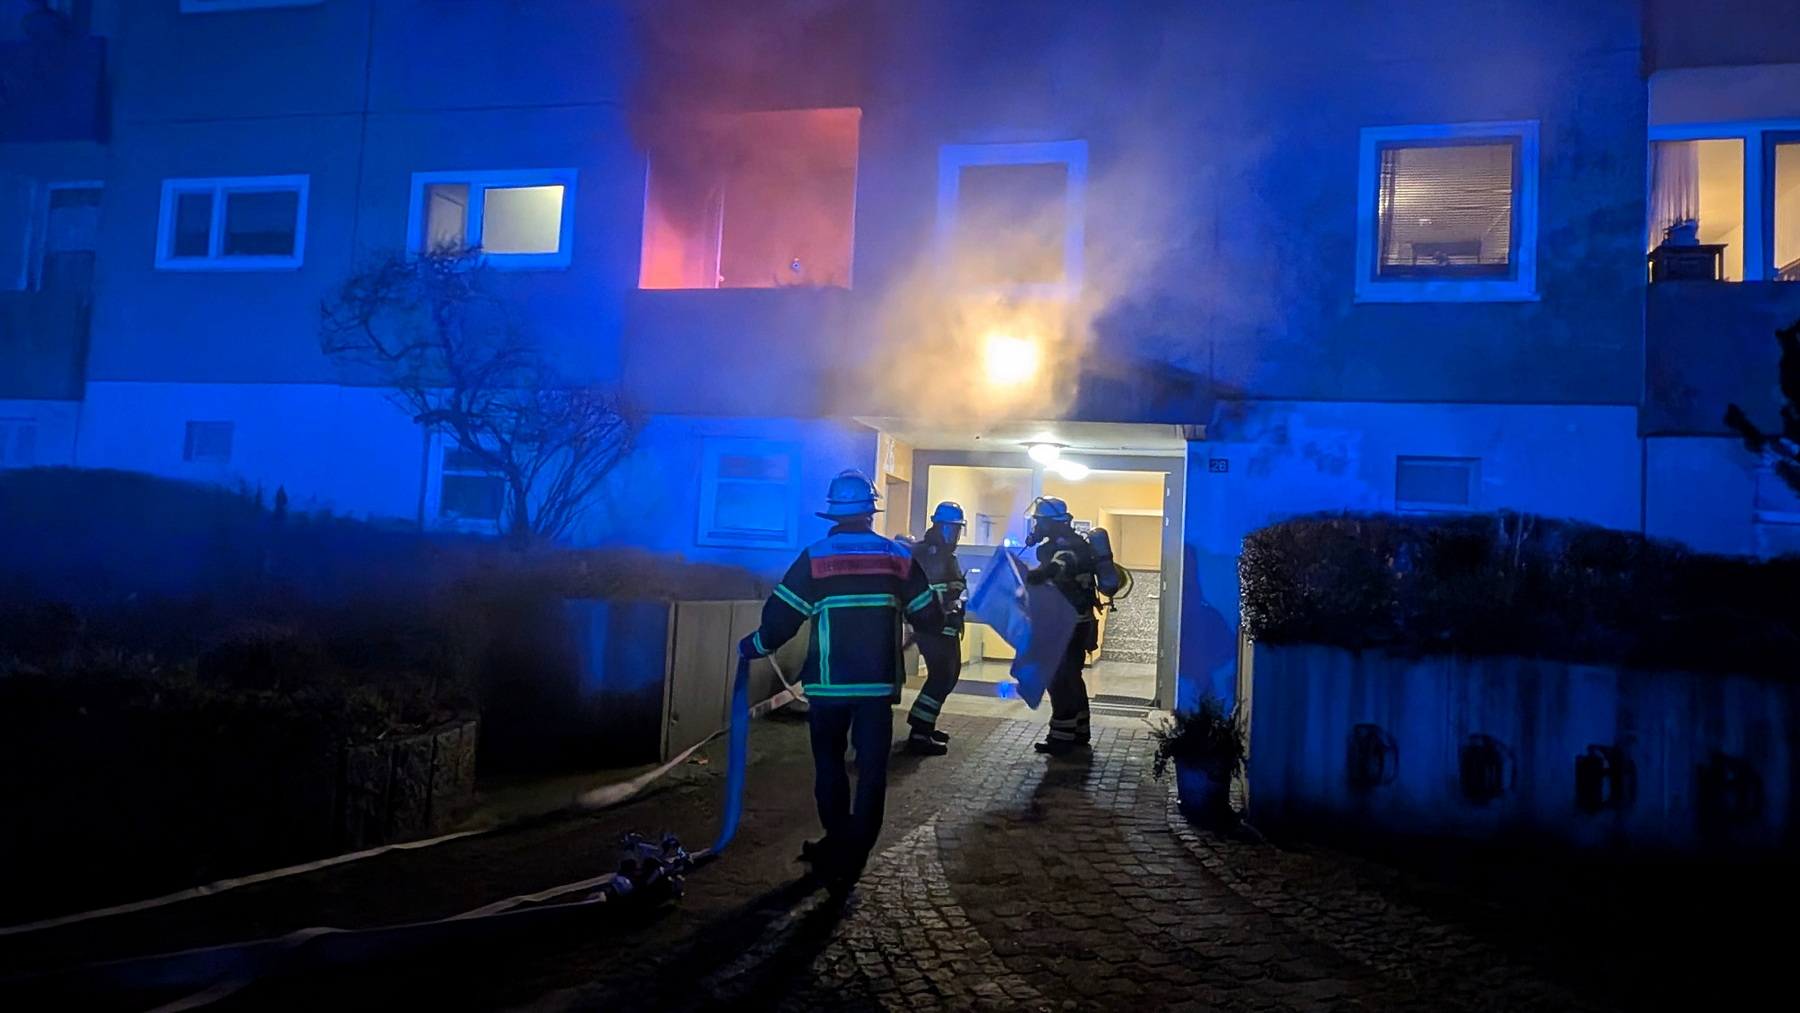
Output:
[808,696,893,867]
[907,631,962,732]
[1045,624,1093,745]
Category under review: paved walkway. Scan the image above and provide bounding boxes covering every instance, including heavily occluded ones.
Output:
[508,709,1610,1013]
[3,700,1624,1012]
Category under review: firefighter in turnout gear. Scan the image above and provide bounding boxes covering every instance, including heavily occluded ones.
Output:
[1023,496,1101,756]
[902,501,969,756]
[739,470,939,895]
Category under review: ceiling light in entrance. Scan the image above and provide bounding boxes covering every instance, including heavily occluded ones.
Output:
[1027,443,1063,464]
[982,333,1041,387]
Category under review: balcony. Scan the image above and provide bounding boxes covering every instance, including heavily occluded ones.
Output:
[0,290,89,400]
[1644,281,1800,436]
[0,35,107,144]
[621,287,861,417]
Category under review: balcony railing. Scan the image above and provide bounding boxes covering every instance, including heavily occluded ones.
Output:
[1644,281,1800,436]
[0,35,107,144]
[0,290,89,400]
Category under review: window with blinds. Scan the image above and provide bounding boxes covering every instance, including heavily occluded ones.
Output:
[1376,140,1518,279]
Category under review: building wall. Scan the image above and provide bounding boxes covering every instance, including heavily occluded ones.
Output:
[579,414,879,580]
[1180,401,1645,704]
[70,380,426,520]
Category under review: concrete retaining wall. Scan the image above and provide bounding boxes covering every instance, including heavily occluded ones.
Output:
[1247,644,1797,855]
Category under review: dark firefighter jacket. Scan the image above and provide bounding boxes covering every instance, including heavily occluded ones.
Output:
[909,527,967,637]
[1029,524,1101,622]
[750,524,939,700]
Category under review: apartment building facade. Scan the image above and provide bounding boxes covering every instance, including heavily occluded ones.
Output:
[3,0,1797,706]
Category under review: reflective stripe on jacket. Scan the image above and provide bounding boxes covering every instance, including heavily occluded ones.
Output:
[751,524,939,699]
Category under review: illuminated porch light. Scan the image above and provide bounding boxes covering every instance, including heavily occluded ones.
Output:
[982,334,1040,387]
[1028,443,1063,464]
[1051,459,1090,480]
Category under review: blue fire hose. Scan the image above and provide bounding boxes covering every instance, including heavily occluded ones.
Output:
[1,657,774,1011]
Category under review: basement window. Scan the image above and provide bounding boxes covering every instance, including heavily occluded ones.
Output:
[1754,467,1800,525]
[696,439,803,549]
[1395,456,1478,513]
[183,421,234,464]
[639,108,860,290]
[0,419,37,468]
[435,439,506,530]
[1356,122,1538,302]
[408,170,576,270]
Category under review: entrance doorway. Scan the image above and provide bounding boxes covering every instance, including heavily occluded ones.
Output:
[860,419,1185,710]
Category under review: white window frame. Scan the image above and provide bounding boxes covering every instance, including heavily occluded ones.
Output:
[1355,121,1540,303]
[406,169,579,271]
[424,430,508,534]
[180,1,325,13]
[155,175,309,271]
[1650,119,1800,281]
[1394,455,1481,514]
[696,438,804,551]
[936,140,1088,301]
[1753,465,1800,526]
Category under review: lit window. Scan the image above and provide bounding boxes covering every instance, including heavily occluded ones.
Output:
[156,176,308,270]
[937,140,1087,299]
[407,170,577,270]
[1647,139,1744,280]
[1356,122,1538,302]
[1770,135,1800,282]
[183,421,234,464]
[438,441,506,527]
[1378,143,1516,278]
[697,439,803,549]
[1395,456,1477,513]
[640,109,859,290]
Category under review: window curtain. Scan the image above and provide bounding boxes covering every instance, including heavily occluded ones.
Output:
[1648,140,1700,250]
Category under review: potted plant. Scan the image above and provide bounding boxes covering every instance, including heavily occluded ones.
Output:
[1151,694,1246,824]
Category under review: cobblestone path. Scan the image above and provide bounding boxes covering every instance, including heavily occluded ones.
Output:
[533,715,1611,1013]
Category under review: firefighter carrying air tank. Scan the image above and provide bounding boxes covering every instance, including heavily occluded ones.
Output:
[1022,496,1123,756]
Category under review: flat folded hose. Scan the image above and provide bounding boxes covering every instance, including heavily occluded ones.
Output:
[3,657,775,1012]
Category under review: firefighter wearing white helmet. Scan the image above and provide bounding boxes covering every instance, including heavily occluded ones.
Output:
[1023,495,1104,756]
[902,501,969,755]
[739,469,939,896]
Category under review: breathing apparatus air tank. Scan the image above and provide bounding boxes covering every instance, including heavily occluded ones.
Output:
[1087,526,1123,597]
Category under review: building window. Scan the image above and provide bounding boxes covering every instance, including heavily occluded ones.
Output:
[435,439,507,529]
[640,109,859,290]
[936,140,1087,299]
[1395,456,1478,513]
[156,176,308,270]
[1754,467,1800,525]
[1647,138,1746,280]
[183,421,234,464]
[180,1,325,12]
[407,169,577,270]
[696,439,803,550]
[1356,122,1538,302]
[0,419,37,468]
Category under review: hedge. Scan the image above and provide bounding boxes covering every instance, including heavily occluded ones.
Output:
[1239,512,1800,679]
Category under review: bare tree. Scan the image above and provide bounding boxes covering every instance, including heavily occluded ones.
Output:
[321,250,640,544]
[1725,318,1800,498]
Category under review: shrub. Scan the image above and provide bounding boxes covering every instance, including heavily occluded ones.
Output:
[1240,511,1800,678]
[1150,694,1246,781]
